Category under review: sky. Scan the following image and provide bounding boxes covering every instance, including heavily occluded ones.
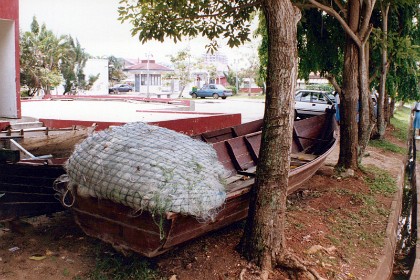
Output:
[19,0,258,65]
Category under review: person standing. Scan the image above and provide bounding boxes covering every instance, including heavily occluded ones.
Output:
[335,92,340,124]
[413,101,420,138]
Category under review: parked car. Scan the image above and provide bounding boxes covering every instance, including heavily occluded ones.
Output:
[189,84,233,99]
[109,84,133,94]
[294,90,336,119]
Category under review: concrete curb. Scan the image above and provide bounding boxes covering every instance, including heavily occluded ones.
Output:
[368,158,405,280]
[409,164,420,279]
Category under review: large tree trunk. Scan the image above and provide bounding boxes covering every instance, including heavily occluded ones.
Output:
[337,0,360,170]
[377,3,390,139]
[240,0,300,273]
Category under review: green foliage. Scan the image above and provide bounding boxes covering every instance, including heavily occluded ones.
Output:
[61,37,90,93]
[255,12,267,89]
[20,17,92,95]
[304,84,334,91]
[297,10,344,83]
[370,3,420,102]
[118,0,258,52]
[255,9,344,89]
[108,56,127,83]
[225,85,237,95]
[223,67,242,92]
[168,48,193,95]
[86,244,158,280]
[20,17,65,95]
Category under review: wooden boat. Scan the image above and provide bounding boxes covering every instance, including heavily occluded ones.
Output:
[0,126,91,221]
[52,112,337,257]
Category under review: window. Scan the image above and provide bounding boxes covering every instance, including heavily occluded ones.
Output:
[312,93,327,104]
[141,74,147,85]
[300,91,311,102]
[140,74,161,86]
[150,74,161,86]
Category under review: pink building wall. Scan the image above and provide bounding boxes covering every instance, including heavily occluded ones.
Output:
[0,0,21,118]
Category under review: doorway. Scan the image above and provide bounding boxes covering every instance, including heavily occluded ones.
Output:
[0,19,18,118]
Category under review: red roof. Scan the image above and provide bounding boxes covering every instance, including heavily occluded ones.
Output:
[124,60,172,71]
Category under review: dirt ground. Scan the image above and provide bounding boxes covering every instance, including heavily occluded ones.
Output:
[0,130,406,280]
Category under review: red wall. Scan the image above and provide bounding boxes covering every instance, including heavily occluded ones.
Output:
[0,0,21,118]
[40,114,242,136]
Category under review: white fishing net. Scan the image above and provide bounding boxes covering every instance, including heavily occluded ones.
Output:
[65,122,228,221]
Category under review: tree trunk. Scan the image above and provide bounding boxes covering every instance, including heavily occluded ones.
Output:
[377,3,390,139]
[384,90,390,123]
[240,0,300,272]
[337,0,359,170]
[390,98,396,118]
[357,42,374,159]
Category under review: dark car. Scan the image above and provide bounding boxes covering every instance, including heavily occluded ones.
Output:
[189,84,233,99]
[109,84,133,94]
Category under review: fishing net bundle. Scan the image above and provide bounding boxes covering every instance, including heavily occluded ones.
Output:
[65,122,228,221]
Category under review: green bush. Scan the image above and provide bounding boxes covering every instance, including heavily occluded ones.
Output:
[226,85,237,95]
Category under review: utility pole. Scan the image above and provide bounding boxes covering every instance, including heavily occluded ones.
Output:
[146,54,150,98]
[235,59,239,94]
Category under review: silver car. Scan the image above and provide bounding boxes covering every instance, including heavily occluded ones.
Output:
[294,90,335,119]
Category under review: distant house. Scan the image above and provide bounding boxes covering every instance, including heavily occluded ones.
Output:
[123,59,173,94]
[0,0,20,118]
[297,73,330,88]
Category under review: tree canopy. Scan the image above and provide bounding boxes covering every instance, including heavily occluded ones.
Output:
[20,17,93,95]
[118,0,258,51]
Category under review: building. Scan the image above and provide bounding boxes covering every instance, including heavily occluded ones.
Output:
[123,59,173,95]
[201,52,228,65]
[83,58,109,95]
[0,0,20,118]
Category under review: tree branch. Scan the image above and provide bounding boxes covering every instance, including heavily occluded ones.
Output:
[167,1,262,22]
[294,3,317,10]
[308,0,361,47]
[325,74,342,94]
[361,24,373,46]
[359,0,376,39]
[332,0,347,18]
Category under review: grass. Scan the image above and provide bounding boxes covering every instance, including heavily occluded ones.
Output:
[81,244,159,280]
[368,106,410,155]
[326,166,394,256]
[369,139,407,155]
[230,92,266,100]
[390,106,411,142]
[364,166,397,196]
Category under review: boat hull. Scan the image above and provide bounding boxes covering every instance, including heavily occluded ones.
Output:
[64,113,337,257]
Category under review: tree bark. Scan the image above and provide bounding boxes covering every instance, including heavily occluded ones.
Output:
[240,0,300,273]
[377,3,390,139]
[337,0,359,170]
[357,42,374,159]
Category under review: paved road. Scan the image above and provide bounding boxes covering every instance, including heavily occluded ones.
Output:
[20,98,266,124]
[192,98,265,123]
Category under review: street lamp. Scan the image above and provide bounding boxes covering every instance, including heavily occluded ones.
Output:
[145,53,152,98]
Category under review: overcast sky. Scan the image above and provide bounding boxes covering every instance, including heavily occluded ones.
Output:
[19,0,257,65]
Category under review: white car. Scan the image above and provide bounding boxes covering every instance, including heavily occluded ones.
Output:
[294,90,336,119]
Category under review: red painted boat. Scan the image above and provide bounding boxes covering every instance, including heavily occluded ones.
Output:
[55,113,337,257]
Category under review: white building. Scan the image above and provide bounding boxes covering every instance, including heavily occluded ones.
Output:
[123,59,173,95]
